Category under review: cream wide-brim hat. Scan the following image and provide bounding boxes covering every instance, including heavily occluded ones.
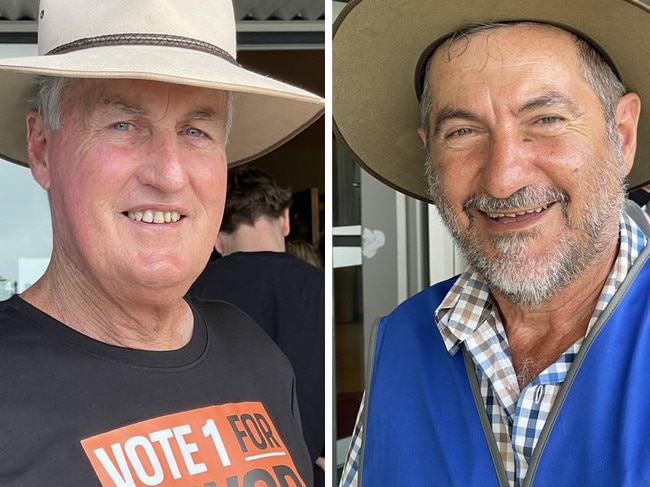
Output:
[0,0,324,167]
[333,0,650,204]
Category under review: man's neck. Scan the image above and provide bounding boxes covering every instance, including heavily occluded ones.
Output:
[494,241,619,388]
[20,264,193,351]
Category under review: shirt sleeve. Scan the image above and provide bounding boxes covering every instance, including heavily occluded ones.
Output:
[339,394,365,487]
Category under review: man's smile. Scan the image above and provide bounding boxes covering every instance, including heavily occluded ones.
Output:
[125,209,182,224]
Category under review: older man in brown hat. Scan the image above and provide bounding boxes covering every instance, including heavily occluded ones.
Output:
[0,0,322,485]
[335,0,650,486]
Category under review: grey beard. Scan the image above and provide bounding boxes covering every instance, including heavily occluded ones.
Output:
[463,223,598,306]
[426,158,625,307]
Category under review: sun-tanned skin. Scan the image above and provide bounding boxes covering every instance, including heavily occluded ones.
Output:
[420,24,640,386]
[22,78,230,351]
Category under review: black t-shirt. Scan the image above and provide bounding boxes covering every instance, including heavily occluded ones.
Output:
[0,295,313,486]
[188,252,325,467]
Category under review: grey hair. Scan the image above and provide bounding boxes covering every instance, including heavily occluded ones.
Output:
[31,75,236,142]
[419,22,626,148]
[573,34,626,144]
[32,76,69,130]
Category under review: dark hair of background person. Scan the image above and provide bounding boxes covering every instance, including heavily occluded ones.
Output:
[220,166,293,234]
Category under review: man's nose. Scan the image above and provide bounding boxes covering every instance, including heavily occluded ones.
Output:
[480,131,538,199]
[138,133,189,192]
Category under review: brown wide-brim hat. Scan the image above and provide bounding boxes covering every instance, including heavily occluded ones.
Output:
[0,0,324,168]
[333,0,650,204]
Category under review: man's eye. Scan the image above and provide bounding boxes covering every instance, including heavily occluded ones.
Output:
[448,127,474,138]
[112,122,132,131]
[186,127,205,137]
[538,116,562,124]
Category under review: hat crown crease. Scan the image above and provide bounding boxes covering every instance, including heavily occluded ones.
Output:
[38,0,237,57]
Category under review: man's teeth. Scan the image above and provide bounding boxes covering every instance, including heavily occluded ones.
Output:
[127,210,181,223]
[488,204,549,219]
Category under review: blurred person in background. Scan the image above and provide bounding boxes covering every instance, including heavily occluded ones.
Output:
[189,166,326,486]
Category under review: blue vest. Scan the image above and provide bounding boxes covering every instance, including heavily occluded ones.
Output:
[360,248,650,486]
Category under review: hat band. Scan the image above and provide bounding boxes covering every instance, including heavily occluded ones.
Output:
[46,33,239,66]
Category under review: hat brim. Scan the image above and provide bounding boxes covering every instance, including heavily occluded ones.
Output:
[0,45,324,167]
[333,0,650,203]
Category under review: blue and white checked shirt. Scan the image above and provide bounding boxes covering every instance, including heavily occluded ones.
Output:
[340,213,646,487]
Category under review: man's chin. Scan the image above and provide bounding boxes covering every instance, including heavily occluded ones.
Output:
[470,249,569,306]
[483,272,562,307]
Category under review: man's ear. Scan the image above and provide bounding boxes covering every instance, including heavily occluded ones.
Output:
[279,207,291,237]
[215,233,225,255]
[26,110,52,190]
[417,127,427,145]
[616,92,641,177]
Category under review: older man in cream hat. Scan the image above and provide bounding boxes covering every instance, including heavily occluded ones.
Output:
[335,0,650,486]
[0,0,322,485]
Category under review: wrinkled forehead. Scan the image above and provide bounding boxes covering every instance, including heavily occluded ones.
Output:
[61,78,229,121]
[69,78,227,104]
[414,21,620,101]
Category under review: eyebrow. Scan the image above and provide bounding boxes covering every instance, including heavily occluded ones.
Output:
[432,91,582,136]
[517,91,582,116]
[432,108,482,136]
[104,100,147,115]
[102,101,221,122]
[184,109,221,122]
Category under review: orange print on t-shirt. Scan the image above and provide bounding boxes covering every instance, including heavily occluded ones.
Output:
[81,402,305,487]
